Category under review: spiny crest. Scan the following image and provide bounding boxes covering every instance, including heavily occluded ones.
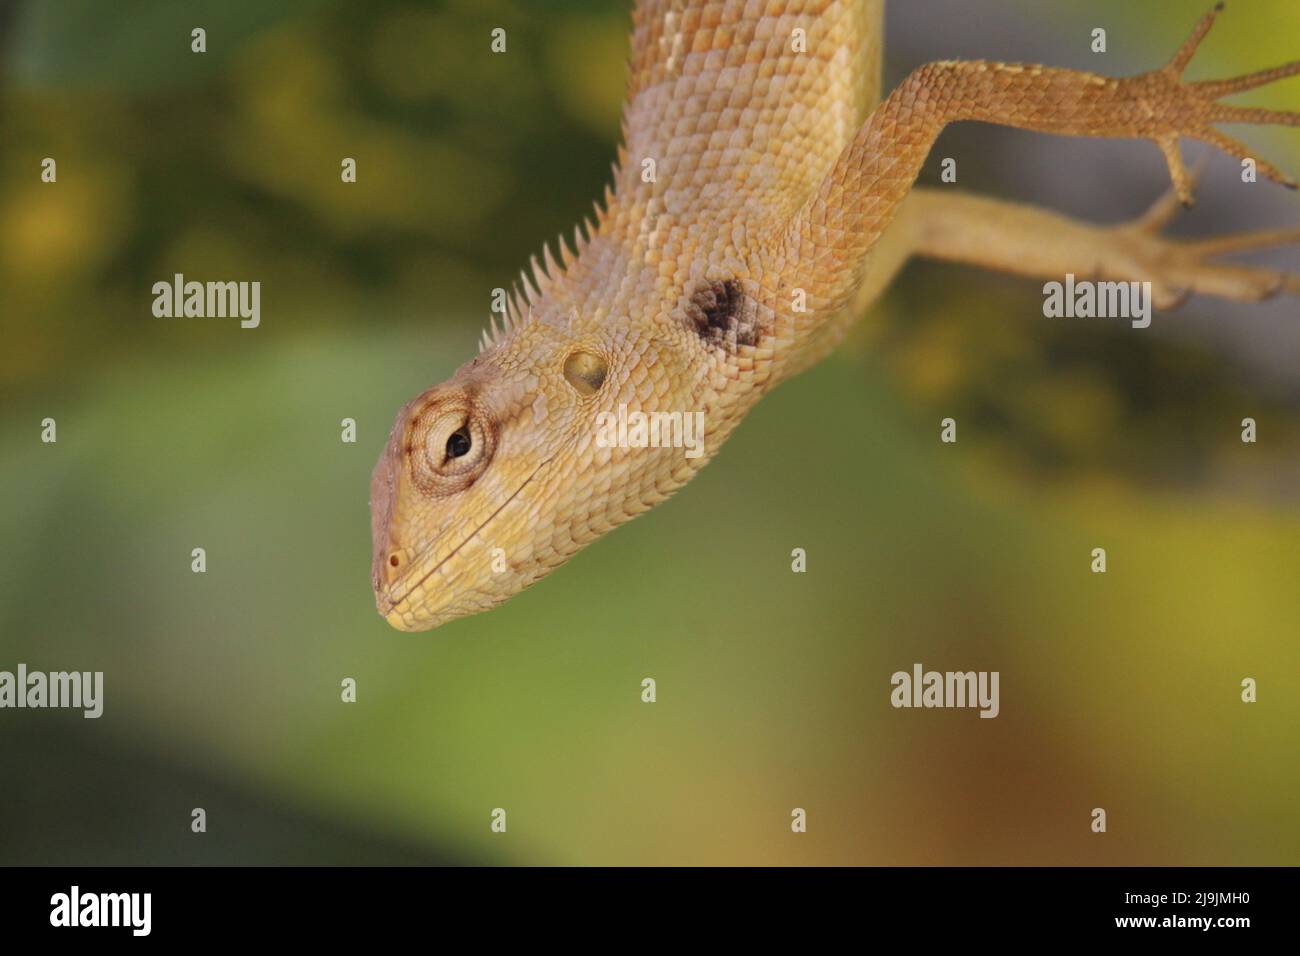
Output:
[476,171,618,354]
[477,225,594,353]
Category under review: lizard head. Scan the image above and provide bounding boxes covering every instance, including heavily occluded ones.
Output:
[370,313,688,632]
[369,331,554,632]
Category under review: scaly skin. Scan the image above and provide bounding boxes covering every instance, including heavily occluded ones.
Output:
[372,1,1300,631]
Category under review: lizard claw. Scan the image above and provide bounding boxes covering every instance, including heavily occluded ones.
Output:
[1134,158,1208,228]
[1155,135,1198,207]
[1164,2,1226,78]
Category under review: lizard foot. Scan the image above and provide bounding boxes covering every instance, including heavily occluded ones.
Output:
[1112,175,1300,307]
[1139,3,1300,205]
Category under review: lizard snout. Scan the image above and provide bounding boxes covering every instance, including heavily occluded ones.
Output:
[369,425,404,598]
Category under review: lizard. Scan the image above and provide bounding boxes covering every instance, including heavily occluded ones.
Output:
[371,0,1300,632]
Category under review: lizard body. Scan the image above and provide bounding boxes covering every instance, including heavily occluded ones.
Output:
[372,0,1299,631]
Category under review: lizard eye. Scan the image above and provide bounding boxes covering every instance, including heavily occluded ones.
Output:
[446,426,472,459]
[563,350,607,396]
[410,396,496,495]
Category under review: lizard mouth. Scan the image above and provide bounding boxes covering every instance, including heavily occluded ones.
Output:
[375,455,554,631]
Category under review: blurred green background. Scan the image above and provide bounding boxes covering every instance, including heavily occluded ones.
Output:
[1,0,1297,865]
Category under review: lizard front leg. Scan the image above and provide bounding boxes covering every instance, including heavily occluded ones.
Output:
[776,3,1300,340]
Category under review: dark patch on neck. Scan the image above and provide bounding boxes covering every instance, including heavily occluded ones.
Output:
[686,279,760,351]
